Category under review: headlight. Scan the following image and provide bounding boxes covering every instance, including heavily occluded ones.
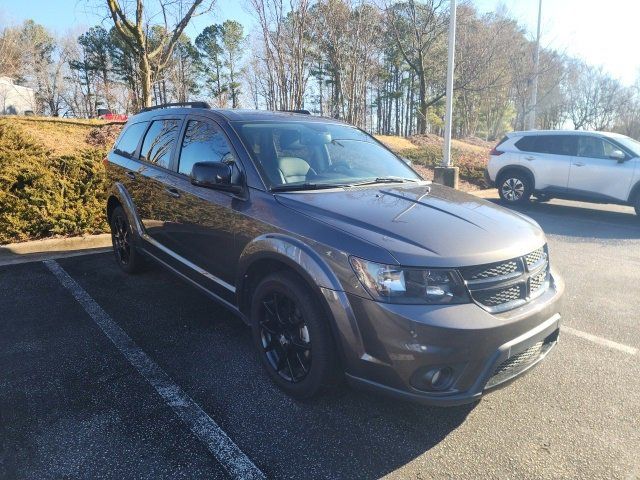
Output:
[350,257,470,305]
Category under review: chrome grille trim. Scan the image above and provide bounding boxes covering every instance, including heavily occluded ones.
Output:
[525,247,547,271]
[461,245,550,313]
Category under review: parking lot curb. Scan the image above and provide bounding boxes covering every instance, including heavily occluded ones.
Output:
[0,234,112,266]
[470,188,498,199]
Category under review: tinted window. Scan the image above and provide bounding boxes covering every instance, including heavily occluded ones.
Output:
[544,136,577,156]
[178,120,235,176]
[514,136,537,152]
[515,135,577,156]
[577,136,617,159]
[140,119,180,169]
[115,122,148,157]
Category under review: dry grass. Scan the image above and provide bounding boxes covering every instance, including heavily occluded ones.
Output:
[0,116,112,156]
[374,135,421,152]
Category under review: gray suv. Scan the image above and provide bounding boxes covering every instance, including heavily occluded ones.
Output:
[106,103,563,406]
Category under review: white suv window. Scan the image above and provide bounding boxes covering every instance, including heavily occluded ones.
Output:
[515,135,577,156]
[577,136,616,159]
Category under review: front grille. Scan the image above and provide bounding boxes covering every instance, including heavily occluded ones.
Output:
[462,259,520,281]
[485,330,558,389]
[473,285,523,307]
[529,270,547,294]
[525,247,547,269]
[461,245,550,313]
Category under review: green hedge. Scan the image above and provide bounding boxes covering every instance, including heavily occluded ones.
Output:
[0,121,108,244]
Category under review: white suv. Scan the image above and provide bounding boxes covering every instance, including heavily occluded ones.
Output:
[486,130,640,216]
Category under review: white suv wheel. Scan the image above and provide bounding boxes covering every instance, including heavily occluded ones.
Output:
[501,177,525,201]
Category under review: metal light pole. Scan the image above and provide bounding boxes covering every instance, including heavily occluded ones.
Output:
[435,0,459,188]
[527,0,542,130]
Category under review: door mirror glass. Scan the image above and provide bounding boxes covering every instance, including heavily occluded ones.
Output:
[191,161,241,193]
[609,149,626,162]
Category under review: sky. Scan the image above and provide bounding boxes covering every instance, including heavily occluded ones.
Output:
[1,0,639,85]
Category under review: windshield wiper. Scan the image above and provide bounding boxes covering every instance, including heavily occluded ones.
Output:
[270,183,348,192]
[347,177,418,187]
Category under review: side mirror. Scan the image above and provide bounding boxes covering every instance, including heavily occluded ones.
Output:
[191,161,242,193]
[610,149,626,162]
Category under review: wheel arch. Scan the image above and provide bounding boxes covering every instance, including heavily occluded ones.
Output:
[628,180,640,204]
[236,234,344,317]
[496,165,536,190]
[107,183,145,238]
[106,195,121,223]
[236,234,357,368]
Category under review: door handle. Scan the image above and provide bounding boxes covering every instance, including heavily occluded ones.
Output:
[525,156,535,161]
[125,171,136,180]
[165,187,181,198]
[573,162,585,167]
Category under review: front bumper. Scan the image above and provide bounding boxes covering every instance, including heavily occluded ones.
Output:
[322,270,564,406]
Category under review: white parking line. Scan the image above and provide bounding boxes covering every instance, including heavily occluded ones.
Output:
[44,260,265,480]
[563,326,638,356]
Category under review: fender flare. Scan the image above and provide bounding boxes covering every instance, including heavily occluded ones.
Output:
[235,234,366,367]
[495,165,536,190]
[107,183,145,239]
[236,233,344,299]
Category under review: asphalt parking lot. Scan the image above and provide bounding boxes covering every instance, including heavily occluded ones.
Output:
[1,198,639,480]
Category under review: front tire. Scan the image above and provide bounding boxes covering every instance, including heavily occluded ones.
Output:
[250,271,340,399]
[498,171,533,205]
[109,205,144,274]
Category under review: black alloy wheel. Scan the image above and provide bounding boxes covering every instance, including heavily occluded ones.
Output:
[109,206,144,273]
[259,291,312,383]
[112,212,131,266]
[251,271,340,399]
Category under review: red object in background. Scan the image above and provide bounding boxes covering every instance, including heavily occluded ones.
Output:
[101,113,128,122]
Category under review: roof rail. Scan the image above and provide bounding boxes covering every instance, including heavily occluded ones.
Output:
[281,109,311,115]
[139,101,211,113]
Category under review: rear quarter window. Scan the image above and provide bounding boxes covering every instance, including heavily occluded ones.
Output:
[114,122,148,157]
[514,136,537,152]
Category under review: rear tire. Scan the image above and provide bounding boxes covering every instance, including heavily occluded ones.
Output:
[634,195,640,217]
[497,171,533,205]
[109,205,144,274]
[250,271,340,399]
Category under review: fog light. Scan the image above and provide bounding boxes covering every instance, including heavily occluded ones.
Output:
[412,366,454,392]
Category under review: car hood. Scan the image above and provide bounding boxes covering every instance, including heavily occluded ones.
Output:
[274,182,546,267]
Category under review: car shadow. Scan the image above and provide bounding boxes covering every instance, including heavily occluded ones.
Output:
[488,199,640,240]
[55,253,476,479]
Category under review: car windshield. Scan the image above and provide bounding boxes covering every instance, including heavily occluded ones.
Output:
[234,121,420,190]
[612,135,640,156]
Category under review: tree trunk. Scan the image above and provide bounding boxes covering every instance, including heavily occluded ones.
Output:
[140,56,152,108]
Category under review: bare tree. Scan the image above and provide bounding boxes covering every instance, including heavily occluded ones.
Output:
[247,0,315,110]
[104,0,213,108]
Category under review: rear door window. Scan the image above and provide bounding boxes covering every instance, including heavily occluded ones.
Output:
[140,119,181,169]
[545,136,577,156]
[178,120,236,176]
[515,135,577,156]
[114,122,148,157]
